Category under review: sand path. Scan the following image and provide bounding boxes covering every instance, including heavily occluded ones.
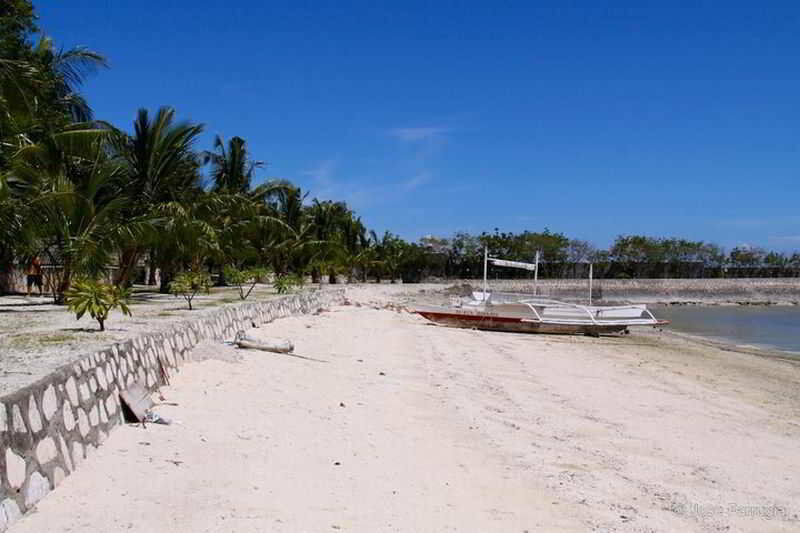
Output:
[10,297,800,532]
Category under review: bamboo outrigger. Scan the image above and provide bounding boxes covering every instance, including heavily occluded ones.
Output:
[415,248,669,336]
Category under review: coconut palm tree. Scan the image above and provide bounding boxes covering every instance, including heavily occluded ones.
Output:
[29,36,108,124]
[207,175,292,284]
[0,58,37,150]
[340,215,370,282]
[307,199,343,283]
[203,135,264,194]
[110,107,204,285]
[0,173,25,271]
[253,184,323,276]
[151,192,222,291]
[10,127,145,301]
[0,37,107,169]
[368,230,405,283]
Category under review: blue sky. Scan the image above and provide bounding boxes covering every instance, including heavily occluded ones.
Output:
[38,2,800,252]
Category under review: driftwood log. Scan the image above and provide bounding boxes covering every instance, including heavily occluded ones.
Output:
[234,331,294,354]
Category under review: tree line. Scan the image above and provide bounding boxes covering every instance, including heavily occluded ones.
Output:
[1,1,797,306]
[418,231,800,280]
[0,1,423,302]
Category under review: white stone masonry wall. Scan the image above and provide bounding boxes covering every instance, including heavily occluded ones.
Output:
[0,288,346,530]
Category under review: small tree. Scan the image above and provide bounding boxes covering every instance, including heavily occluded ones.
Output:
[224,265,269,300]
[169,271,211,310]
[273,272,304,294]
[65,280,132,332]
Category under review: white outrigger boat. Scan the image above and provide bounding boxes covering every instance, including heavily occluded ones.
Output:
[415,249,668,336]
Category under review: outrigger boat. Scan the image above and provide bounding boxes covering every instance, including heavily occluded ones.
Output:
[415,299,667,335]
[415,249,669,336]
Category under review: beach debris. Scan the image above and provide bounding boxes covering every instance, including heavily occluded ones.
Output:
[143,410,171,425]
[236,331,328,362]
[333,461,341,466]
[379,302,407,313]
[339,402,346,407]
[120,382,173,426]
[120,382,155,423]
[378,371,386,376]
[234,330,294,353]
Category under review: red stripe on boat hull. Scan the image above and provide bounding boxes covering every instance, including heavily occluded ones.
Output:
[417,310,630,335]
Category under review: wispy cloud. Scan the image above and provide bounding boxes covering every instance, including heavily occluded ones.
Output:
[302,158,337,184]
[388,127,449,142]
[401,171,432,192]
[300,158,398,208]
[386,125,453,193]
[301,158,338,201]
[297,124,454,210]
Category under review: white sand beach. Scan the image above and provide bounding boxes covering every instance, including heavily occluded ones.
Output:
[10,286,800,532]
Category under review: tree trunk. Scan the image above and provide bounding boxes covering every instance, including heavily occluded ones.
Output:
[147,249,157,285]
[159,269,174,294]
[114,247,141,287]
[55,263,72,305]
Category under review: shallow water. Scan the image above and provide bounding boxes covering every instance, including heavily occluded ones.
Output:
[652,305,800,355]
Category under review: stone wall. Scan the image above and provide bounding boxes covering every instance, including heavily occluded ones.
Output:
[0,288,345,530]
[462,278,800,303]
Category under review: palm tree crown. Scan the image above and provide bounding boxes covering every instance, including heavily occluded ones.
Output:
[204,135,264,194]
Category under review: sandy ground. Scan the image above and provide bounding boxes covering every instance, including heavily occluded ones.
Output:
[10,285,800,532]
[0,283,368,396]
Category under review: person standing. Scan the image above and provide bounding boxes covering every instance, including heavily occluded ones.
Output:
[25,256,43,297]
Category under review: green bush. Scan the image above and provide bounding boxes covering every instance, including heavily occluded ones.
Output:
[273,273,304,294]
[169,271,212,310]
[65,279,132,331]
[223,265,270,300]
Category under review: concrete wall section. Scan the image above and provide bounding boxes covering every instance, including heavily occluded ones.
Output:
[476,278,800,303]
[0,288,345,530]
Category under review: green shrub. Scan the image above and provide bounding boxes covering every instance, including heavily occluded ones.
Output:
[65,280,132,331]
[273,272,304,294]
[223,265,270,300]
[169,271,212,310]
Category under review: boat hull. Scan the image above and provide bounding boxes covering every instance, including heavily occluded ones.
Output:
[416,308,631,335]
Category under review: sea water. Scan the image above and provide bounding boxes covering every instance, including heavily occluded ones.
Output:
[651,305,800,356]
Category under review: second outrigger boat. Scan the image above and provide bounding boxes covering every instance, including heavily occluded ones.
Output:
[415,249,669,336]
